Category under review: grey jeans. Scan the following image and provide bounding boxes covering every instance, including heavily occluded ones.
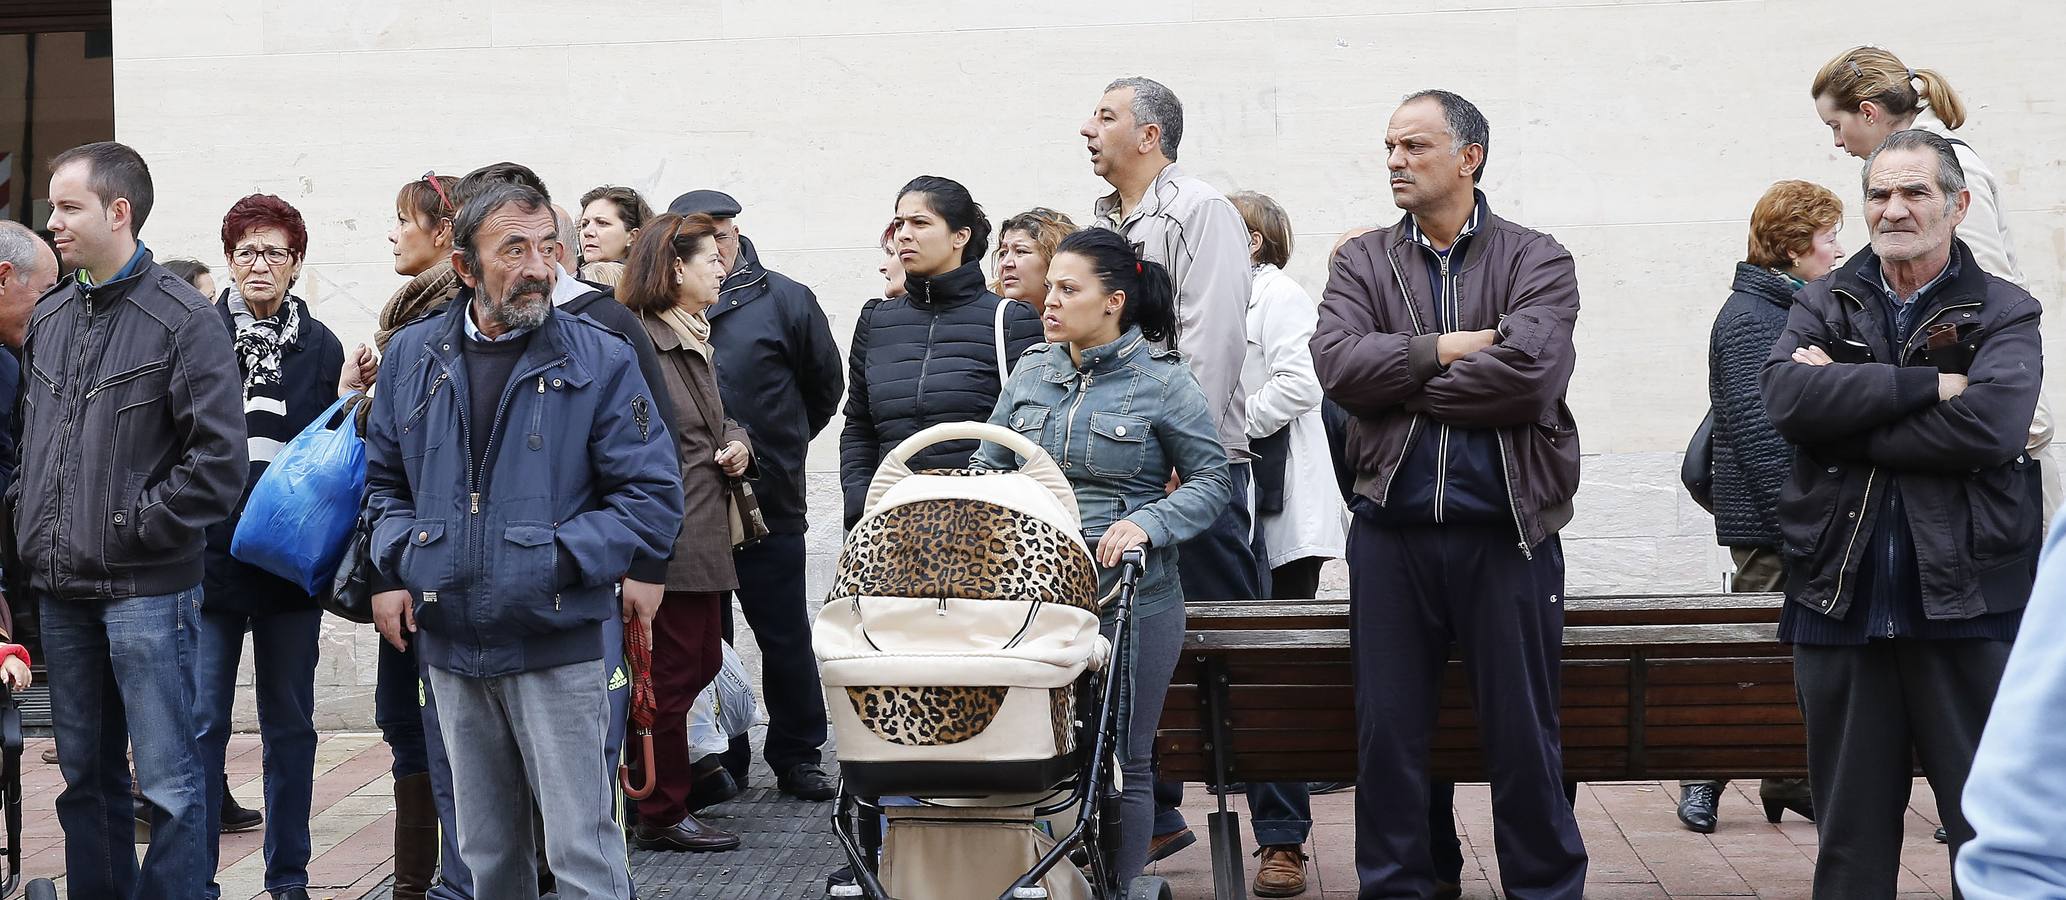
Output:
[1107,598,1186,883]
[427,660,632,900]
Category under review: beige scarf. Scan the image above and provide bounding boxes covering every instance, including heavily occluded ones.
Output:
[659,305,714,362]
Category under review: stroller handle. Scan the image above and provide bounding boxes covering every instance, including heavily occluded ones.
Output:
[862,422,1080,523]
[1119,548,1145,586]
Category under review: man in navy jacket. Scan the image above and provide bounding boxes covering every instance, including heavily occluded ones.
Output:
[366,181,681,899]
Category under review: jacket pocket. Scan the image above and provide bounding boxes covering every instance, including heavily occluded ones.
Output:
[1776,457,1843,563]
[398,520,453,594]
[1008,405,1051,454]
[103,471,148,561]
[1968,454,2042,562]
[1085,411,1150,478]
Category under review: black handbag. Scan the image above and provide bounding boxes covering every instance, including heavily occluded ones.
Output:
[1250,427,1292,515]
[1682,410,1716,513]
[320,507,375,625]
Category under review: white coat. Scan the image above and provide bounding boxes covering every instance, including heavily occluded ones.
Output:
[1916,112,2061,518]
[1242,264,1347,570]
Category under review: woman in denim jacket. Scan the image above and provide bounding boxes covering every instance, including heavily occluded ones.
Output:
[973,227,1232,882]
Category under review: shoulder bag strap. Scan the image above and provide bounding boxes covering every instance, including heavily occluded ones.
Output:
[993,298,1011,384]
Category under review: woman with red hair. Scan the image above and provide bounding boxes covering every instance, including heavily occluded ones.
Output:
[194,193,344,900]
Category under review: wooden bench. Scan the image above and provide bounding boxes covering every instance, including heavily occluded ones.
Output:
[1154,593,1804,898]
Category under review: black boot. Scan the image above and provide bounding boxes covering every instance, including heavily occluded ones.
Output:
[1677,782,1720,834]
[391,772,438,900]
[221,783,264,834]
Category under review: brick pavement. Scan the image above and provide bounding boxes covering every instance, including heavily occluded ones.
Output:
[12,735,1959,899]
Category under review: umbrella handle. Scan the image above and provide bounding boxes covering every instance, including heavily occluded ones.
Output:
[620,730,658,800]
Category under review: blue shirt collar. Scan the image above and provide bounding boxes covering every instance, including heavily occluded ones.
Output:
[462,300,534,343]
[1870,252,1958,307]
[79,242,148,287]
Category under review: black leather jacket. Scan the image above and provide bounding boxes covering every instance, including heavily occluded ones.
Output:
[12,248,249,600]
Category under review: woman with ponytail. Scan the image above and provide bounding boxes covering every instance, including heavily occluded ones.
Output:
[972,226,1233,882]
[1811,46,2020,285]
[1811,46,2060,519]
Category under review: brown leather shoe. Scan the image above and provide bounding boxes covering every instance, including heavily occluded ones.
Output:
[635,813,742,852]
[1147,827,1196,862]
[1251,844,1308,897]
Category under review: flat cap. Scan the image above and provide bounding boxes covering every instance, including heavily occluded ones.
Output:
[667,189,742,218]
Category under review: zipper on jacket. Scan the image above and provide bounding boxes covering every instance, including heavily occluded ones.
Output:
[1374,246,1430,506]
[915,296,939,412]
[1828,468,1876,613]
[1431,251,1455,522]
[1495,431,1532,559]
[1062,372,1094,469]
[49,289,103,590]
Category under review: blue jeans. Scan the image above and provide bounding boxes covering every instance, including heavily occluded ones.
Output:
[375,638,428,779]
[42,588,208,899]
[195,607,321,899]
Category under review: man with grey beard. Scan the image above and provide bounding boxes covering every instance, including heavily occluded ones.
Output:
[364,180,682,900]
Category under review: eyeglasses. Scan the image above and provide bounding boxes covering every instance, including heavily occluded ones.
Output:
[231,246,295,268]
[421,170,455,213]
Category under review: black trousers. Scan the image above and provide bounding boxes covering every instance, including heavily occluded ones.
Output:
[1349,519,1586,900]
[719,531,827,774]
[1795,638,2010,900]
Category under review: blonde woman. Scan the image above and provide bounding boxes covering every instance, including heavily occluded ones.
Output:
[990,207,1076,304]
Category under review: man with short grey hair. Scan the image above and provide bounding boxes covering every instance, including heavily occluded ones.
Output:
[1081,73,1271,872]
[1762,128,2041,896]
[0,221,58,506]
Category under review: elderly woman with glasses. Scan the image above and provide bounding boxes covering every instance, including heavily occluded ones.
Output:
[195,194,345,900]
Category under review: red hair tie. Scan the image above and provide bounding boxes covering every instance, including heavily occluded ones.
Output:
[1135,262,1142,274]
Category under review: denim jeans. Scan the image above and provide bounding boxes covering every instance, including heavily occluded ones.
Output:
[379,635,475,899]
[42,588,208,899]
[427,660,631,900]
[195,607,321,899]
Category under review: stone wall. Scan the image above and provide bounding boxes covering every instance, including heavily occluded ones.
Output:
[112,0,2066,728]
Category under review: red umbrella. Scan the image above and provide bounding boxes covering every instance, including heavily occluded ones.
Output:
[619,618,658,800]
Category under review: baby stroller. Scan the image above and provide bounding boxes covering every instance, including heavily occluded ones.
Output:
[815,423,1169,900]
[0,684,55,900]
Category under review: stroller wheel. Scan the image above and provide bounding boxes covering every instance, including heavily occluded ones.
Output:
[1124,875,1172,900]
[25,879,58,900]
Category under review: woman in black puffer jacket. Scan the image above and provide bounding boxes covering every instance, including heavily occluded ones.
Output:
[840,176,1042,526]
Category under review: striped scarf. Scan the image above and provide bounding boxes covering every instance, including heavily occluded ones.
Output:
[228,287,302,464]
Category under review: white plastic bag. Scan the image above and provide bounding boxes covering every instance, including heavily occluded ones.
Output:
[688,642,761,758]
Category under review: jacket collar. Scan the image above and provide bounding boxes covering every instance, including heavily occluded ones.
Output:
[1094,162,1186,228]
[1730,262,1799,308]
[1831,239,1982,314]
[902,259,989,310]
[434,288,592,388]
[1401,191,1487,255]
[1045,327,1148,381]
[711,234,771,319]
[77,245,154,306]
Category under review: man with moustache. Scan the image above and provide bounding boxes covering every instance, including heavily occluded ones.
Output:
[364,180,682,900]
[1762,129,2041,896]
[1313,90,1587,899]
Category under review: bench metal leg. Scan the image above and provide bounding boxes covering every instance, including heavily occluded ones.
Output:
[1199,657,1247,900]
[1207,808,1247,900]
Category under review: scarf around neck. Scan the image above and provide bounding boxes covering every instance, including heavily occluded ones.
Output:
[659,304,714,362]
[227,286,303,463]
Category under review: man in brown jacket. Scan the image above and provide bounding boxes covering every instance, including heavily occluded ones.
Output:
[1312,90,1587,900]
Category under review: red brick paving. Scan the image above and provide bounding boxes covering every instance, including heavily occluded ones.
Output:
[11,736,1962,898]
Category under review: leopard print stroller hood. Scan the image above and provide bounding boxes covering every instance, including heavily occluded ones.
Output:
[814,422,1106,768]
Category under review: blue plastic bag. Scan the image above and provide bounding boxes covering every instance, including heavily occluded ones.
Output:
[231,394,370,595]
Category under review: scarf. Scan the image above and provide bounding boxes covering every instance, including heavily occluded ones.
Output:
[376,261,462,353]
[228,286,302,464]
[659,305,714,363]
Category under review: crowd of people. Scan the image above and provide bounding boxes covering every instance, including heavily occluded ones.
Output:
[0,41,2059,900]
